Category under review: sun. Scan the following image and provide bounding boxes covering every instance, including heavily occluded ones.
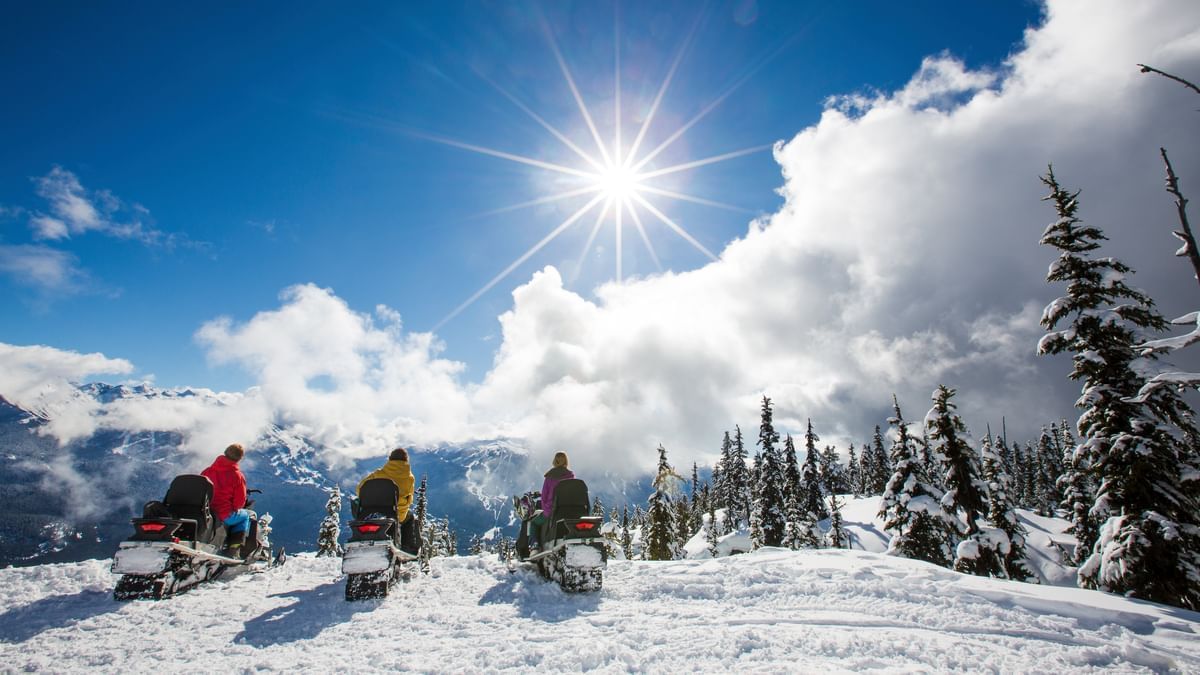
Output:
[422,7,778,330]
[595,163,640,203]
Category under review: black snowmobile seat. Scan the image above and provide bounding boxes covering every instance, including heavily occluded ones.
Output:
[357,478,400,520]
[550,479,590,521]
[162,474,215,541]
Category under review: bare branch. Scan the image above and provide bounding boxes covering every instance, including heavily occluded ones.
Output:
[1137,64,1200,96]
[1160,148,1200,292]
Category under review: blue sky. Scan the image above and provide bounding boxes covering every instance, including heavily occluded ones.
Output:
[0,1,1042,391]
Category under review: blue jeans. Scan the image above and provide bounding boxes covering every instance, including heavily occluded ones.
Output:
[222,509,251,534]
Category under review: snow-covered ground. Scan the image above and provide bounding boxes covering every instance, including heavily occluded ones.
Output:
[2,547,1198,673]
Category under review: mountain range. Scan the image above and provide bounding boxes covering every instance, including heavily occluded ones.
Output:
[0,382,647,566]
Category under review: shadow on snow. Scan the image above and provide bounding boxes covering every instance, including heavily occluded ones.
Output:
[0,591,121,644]
[234,580,379,647]
[477,566,601,622]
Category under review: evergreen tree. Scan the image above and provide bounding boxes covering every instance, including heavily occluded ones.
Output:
[879,395,956,567]
[620,505,634,560]
[592,495,605,518]
[723,426,751,531]
[673,498,692,559]
[802,419,827,520]
[820,445,846,496]
[926,385,1002,577]
[783,435,802,509]
[646,445,682,561]
[846,444,861,497]
[1058,445,1096,566]
[415,474,431,572]
[316,487,343,557]
[754,397,786,546]
[748,448,764,549]
[468,534,485,556]
[690,463,702,532]
[981,435,1036,582]
[1040,169,1200,608]
[1009,442,1028,507]
[706,499,721,557]
[868,425,889,494]
[826,493,849,549]
[714,431,732,512]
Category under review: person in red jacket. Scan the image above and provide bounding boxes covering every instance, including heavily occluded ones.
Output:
[201,443,250,557]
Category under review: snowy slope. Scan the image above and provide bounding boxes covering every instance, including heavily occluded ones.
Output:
[2,550,1197,672]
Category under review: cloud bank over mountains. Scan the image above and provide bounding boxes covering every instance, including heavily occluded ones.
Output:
[2,0,1198,479]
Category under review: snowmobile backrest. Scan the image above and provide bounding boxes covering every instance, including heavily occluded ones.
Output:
[357,478,399,520]
[550,479,590,521]
[162,474,214,541]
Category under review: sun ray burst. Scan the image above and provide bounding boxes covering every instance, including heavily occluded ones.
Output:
[434,192,605,331]
[635,144,773,181]
[625,200,663,272]
[480,74,606,173]
[415,130,597,179]
[632,192,718,261]
[541,18,614,168]
[635,184,755,214]
[468,185,602,220]
[572,197,613,284]
[625,10,704,167]
[426,5,783,327]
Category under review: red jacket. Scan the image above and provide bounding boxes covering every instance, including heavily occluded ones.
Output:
[200,455,247,522]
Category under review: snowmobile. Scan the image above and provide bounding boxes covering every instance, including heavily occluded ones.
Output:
[514,478,606,592]
[343,478,419,601]
[111,474,284,600]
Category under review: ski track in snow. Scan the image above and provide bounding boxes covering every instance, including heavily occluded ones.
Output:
[1,549,1197,673]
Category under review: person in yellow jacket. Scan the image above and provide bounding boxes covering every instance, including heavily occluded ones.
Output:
[357,447,419,555]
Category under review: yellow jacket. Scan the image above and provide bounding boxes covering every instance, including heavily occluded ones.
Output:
[357,460,416,521]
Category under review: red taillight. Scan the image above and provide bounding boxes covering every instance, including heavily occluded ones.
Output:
[356,524,382,533]
[574,522,597,531]
[138,522,168,533]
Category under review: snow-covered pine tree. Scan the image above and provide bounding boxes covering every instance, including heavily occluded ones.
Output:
[1057,447,1095,566]
[926,385,1003,578]
[468,534,484,556]
[620,505,634,560]
[857,442,874,497]
[820,445,846,496]
[1020,443,1040,512]
[724,426,751,531]
[868,425,889,495]
[1040,169,1200,608]
[316,487,343,557]
[415,474,431,572]
[748,447,764,549]
[982,434,1036,582]
[801,420,828,520]
[754,396,786,547]
[690,463,701,532]
[879,395,956,567]
[706,499,721,557]
[714,431,732,513]
[826,492,848,549]
[646,444,682,561]
[673,498,691,559]
[1008,441,1027,507]
[846,444,861,497]
[592,495,605,518]
[783,435,801,511]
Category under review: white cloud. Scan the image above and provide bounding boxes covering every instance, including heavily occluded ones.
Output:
[29,166,163,245]
[2,0,1198,482]
[196,284,472,457]
[0,244,89,296]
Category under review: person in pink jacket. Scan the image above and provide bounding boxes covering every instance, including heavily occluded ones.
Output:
[529,452,575,547]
